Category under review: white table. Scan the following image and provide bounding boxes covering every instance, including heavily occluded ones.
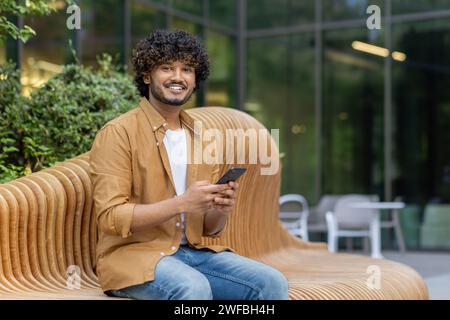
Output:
[349,202,406,259]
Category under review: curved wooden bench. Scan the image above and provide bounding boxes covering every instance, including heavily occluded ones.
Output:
[0,107,428,299]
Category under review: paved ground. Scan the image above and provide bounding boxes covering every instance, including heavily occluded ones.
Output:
[354,250,450,300]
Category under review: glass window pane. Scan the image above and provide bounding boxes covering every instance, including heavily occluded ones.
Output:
[393,19,450,205]
[205,30,235,107]
[172,0,203,16]
[80,0,124,67]
[171,17,202,36]
[209,0,236,28]
[130,1,167,49]
[322,28,384,196]
[131,1,166,40]
[247,34,316,200]
[21,8,69,95]
[392,18,450,251]
[247,0,314,30]
[393,0,450,15]
[323,0,384,21]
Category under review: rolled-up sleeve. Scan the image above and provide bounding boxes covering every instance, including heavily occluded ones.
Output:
[89,124,135,238]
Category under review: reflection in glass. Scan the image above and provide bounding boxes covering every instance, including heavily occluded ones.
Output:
[130,0,166,70]
[393,20,450,205]
[323,0,384,21]
[392,19,450,250]
[393,20,450,250]
[247,34,316,200]
[21,9,69,95]
[209,0,236,28]
[247,0,314,29]
[172,0,203,16]
[392,0,450,15]
[322,28,384,197]
[131,1,166,43]
[80,0,124,67]
[171,17,202,36]
[205,30,235,107]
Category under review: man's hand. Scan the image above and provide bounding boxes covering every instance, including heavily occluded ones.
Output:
[179,180,229,214]
[203,181,239,236]
[211,181,239,215]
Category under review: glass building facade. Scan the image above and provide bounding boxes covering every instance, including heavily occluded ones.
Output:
[3,0,450,251]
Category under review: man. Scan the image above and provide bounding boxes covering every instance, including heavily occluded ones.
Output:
[90,29,289,300]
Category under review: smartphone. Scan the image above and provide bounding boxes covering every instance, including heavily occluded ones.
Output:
[216,167,247,185]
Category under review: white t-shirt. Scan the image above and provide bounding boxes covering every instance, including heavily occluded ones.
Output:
[163,128,188,245]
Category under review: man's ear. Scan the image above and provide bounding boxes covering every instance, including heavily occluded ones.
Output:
[143,73,151,85]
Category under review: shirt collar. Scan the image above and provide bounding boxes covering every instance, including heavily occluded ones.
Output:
[138,97,199,135]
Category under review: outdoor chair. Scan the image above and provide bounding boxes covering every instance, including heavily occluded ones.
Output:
[0,107,428,299]
[326,194,380,258]
[308,195,341,234]
[279,194,309,241]
[381,196,407,253]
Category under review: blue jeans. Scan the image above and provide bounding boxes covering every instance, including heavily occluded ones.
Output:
[106,245,289,300]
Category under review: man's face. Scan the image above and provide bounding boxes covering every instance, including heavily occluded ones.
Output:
[144,61,196,107]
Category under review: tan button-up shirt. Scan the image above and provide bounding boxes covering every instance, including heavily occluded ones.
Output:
[90,97,235,292]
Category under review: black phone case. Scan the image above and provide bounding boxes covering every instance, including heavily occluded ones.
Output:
[216,168,246,184]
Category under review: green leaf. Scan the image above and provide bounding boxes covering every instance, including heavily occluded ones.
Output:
[2,146,19,153]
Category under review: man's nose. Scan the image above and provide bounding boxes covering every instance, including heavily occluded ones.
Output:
[170,67,183,82]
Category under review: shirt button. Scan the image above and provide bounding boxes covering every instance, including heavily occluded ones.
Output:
[156,142,159,146]
[160,252,165,256]
[153,126,157,130]
[163,123,167,127]
[171,246,176,250]
[176,222,181,227]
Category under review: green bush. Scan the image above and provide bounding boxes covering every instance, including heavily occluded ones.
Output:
[0,61,25,182]
[0,54,139,184]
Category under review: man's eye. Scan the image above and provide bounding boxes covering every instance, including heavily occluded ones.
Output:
[161,66,171,71]
[184,67,193,73]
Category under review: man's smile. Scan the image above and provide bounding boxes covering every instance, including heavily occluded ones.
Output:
[164,83,187,94]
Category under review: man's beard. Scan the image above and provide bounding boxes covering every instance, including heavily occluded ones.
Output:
[149,81,193,107]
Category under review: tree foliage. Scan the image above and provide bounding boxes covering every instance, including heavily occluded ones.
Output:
[0,0,72,42]
[0,54,139,183]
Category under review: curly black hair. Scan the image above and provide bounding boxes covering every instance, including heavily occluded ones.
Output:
[131,29,210,98]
